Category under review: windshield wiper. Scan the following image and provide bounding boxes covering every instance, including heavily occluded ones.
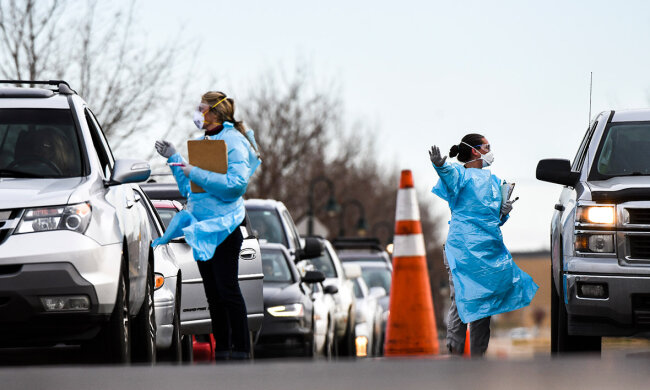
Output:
[0,169,42,178]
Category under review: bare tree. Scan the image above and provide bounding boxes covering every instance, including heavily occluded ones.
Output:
[0,0,195,154]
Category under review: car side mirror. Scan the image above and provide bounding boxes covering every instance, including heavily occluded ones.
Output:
[109,159,151,185]
[369,286,387,299]
[536,159,579,187]
[302,270,326,284]
[323,284,339,294]
[297,237,323,260]
[342,263,362,280]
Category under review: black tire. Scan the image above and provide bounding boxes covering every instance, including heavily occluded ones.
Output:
[158,281,182,364]
[338,309,356,357]
[180,335,193,364]
[132,265,157,363]
[555,269,601,354]
[86,263,130,364]
[249,330,255,360]
[324,319,335,360]
[551,269,559,355]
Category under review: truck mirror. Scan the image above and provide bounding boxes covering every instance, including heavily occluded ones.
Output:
[536,159,580,187]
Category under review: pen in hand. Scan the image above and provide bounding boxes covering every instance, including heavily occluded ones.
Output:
[167,162,186,167]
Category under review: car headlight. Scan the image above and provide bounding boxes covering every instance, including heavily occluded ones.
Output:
[267,303,304,317]
[15,202,92,234]
[575,233,615,254]
[576,205,615,225]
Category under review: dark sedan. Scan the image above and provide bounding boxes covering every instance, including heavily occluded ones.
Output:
[256,243,326,357]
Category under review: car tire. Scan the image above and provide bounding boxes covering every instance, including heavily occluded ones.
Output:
[86,262,130,364]
[338,309,355,357]
[158,281,182,364]
[132,265,157,363]
[180,335,193,364]
[551,269,559,355]
[555,269,601,354]
[324,318,335,360]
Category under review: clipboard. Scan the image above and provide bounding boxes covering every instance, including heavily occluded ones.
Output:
[187,139,227,193]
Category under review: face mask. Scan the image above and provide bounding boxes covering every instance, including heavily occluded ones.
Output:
[462,141,494,167]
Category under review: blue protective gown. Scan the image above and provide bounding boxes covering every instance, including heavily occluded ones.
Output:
[432,161,538,323]
[152,122,261,261]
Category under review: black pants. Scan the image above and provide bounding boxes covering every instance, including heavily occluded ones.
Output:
[197,226,250,355]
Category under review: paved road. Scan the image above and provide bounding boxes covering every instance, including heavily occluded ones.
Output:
[1,354,649,390]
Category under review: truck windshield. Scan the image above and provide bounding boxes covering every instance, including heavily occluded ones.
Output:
[596,122,650,177]
[0,109,83,178]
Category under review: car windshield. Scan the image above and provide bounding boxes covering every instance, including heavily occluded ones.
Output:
[0,109,83,178]
[308,249,337,278]
[262,249,293,283]
[596,122,650,177]
[155,207,177,229]
[361,267,392,294]
[247,209,288,246]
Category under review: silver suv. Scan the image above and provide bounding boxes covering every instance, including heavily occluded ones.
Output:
[538,109,650,354]
[0,80,155,363]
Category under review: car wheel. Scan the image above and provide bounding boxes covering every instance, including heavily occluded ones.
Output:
[158,282,182,364]
[249,330,256,360]
[132,265,157,363]
[180,335,193,363]
[556,270,601,354]
[86,262,130,364]
[325,318,335,360]
[339,310,355,357]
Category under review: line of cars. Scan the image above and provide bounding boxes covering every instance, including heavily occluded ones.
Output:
[0,80,393,363]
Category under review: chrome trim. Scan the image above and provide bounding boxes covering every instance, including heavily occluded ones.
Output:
[183,273,264,285]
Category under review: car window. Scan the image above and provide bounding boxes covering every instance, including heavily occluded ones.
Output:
[0,108,83,178]
[85,109,114,179]
[261,249,293,283]
[281,210,302,249]
[594,122,650,177]
[353,279,365,298]
[308,249,337,278]
[571,122,597,172]
[134,190,161,239]
[361,267,392,294]
[247,209,288,246]
[155,207,178,230]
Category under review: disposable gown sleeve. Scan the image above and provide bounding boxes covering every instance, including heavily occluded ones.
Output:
[432,162,464,207]
[188,138,250,201]
[499,214,509,226]
[167,153,191,198]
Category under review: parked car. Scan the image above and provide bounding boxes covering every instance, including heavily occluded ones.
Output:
[244,199,355,353]
[147,194,264,359]
[356,261,392,356]
[298,236,357,358]
[333,237,393,267]
[537,108,650,354]
[0,80,156,364]
[133,189,187,363]
[256,243,329,357]
[347,265,385,358]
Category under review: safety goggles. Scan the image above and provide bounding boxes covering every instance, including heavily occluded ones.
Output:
[473,143,491,151]
[197,97,228,113]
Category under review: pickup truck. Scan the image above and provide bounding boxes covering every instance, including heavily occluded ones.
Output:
[537,109,650,354]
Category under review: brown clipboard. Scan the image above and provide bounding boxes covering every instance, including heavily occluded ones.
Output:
[187,139,227,193]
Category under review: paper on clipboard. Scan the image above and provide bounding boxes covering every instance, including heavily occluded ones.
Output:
[500,180,515,218]
[187,139,227,193]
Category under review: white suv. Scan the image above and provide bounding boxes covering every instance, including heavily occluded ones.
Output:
[0,80,156,363]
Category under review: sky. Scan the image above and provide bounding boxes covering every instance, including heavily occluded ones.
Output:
[128,0,650,251]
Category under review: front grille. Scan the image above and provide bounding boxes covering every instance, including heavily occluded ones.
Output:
[0,209,19,245]
[628,208,650,224]
[629,236,650,259]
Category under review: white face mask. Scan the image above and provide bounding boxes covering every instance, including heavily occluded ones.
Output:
[462,142,494,167]
[193,110,205,129]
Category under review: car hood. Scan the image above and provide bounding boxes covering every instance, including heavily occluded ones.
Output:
[587,177,650,202]
[0,177,84,208]
[263,282,303,306]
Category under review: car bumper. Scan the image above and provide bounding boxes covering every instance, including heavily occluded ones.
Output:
[154,276,177,349]
[0,231,122,314]
[565,273,650,337]
[0,262,109,346]
[255,315,311,355]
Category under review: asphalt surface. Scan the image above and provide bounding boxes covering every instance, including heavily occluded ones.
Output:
[1,353,650,390]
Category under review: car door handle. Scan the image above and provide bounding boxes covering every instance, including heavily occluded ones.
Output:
[240,248,256,260]
[554,203,565,212]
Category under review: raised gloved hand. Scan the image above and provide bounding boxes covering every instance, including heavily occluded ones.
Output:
[181,163,194,177]
[429,145,447,167]
[155,140,176,158]
[501,199,515,216]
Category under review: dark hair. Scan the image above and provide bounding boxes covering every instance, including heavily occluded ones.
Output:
[449,133,484,163]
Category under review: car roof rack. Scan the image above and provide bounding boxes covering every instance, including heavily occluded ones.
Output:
[0,79,76,95]
[331,237,383,251]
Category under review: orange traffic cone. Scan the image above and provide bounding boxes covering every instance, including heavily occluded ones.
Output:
[384,170,439,356]
[463,328,471,357]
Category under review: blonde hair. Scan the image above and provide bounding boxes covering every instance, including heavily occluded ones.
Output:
[202,91,259,156]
